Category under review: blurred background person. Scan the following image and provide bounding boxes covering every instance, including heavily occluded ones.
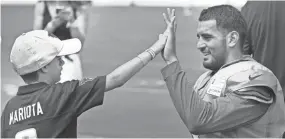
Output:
[241,1,285,137]
[241,1,285,98]
[33,0,91,83]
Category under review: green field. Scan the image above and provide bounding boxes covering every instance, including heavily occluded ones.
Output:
[1,5,207,138]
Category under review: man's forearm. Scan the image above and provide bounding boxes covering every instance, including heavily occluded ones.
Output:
[166,57,178,65]
[161,61,204,132]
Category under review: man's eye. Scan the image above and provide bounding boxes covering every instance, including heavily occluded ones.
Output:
[203,36,212,41]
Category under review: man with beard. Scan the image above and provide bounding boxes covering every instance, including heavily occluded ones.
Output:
[160,6,285,137]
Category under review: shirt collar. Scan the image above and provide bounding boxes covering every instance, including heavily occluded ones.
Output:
[17,82,48,95]
[220,55,254,69]
[210,55,253,74]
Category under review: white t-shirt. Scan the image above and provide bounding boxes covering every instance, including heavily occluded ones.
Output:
[59,54,83,83]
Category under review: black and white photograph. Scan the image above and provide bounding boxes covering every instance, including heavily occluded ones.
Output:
[1,0,285,138]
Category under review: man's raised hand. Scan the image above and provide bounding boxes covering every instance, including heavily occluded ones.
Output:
[162,8,178,65]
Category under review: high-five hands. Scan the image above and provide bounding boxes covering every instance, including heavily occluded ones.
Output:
[151,34,168,53]
[162,8,178,65]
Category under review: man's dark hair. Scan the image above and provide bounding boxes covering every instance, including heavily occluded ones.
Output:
[199,5,247,46]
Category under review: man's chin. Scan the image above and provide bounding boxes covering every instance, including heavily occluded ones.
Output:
[203,61,218,71]
[203,62,211,70]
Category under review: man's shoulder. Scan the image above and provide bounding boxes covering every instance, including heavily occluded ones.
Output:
[227,61,278,92]
[228,61,275,81]
[194,71,213,90]
[198,71,213,80]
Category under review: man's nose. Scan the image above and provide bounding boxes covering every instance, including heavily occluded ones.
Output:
[197,41,206,50]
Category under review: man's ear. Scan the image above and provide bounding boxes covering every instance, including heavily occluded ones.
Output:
[226,31,239,48]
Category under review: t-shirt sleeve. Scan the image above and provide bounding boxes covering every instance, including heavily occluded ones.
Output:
[56,76,106,116]
[74,76,106,115]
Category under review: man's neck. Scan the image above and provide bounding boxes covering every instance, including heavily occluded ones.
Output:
[224,51,244,67]
[212,52,245,72]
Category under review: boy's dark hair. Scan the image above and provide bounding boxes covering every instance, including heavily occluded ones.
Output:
[199,5,247,46]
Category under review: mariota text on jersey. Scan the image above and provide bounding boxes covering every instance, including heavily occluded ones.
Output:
[9,102,44,125]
